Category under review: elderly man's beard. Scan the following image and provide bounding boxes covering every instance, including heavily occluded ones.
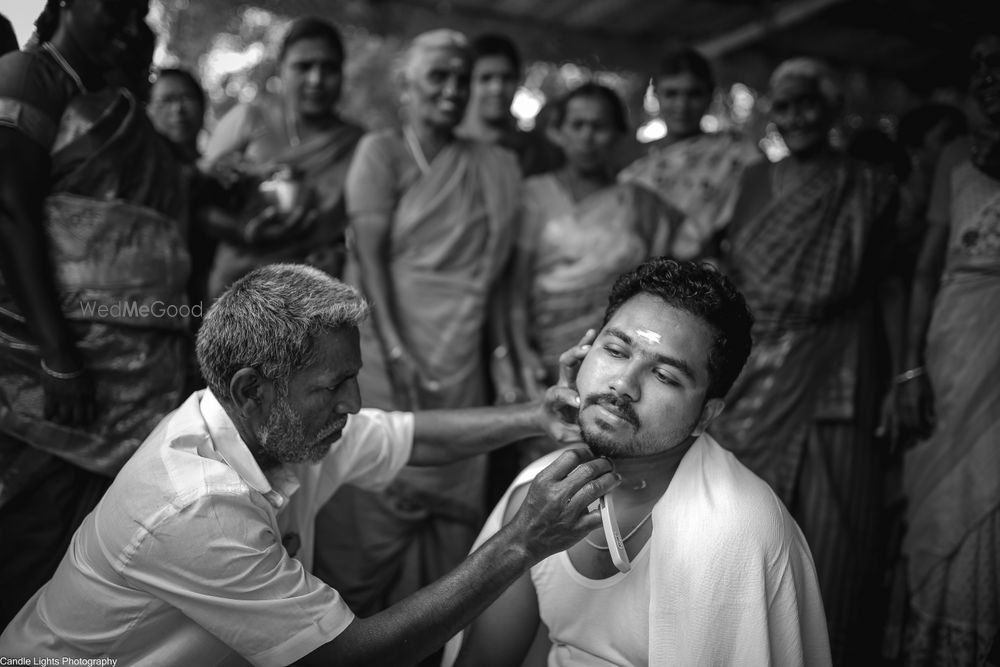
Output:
[254,395,341,467]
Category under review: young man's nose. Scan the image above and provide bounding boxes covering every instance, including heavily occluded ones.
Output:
[610,368,640,402]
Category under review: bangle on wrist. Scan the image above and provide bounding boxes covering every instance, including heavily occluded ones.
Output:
[894,366,926,385]
[40,359,85,380]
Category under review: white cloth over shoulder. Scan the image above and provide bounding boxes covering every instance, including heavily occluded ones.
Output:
[442,433,831,667]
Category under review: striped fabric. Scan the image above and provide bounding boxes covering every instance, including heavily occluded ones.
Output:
[712,155,897,666]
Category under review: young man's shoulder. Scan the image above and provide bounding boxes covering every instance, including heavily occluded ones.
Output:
[685,435,800,552]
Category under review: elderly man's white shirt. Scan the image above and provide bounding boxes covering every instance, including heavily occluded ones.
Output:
[0,390,413,667]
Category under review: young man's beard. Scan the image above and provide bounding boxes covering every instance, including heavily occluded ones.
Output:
[578,392,703,459]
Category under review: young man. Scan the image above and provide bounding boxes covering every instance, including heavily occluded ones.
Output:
[458,32,561,177]
[0,264,619,667]
[448,258,831,666]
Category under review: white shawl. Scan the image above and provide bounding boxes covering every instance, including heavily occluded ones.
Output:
[442,434,831,666]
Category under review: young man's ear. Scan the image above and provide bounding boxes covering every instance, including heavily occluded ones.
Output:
[691,398,725,437]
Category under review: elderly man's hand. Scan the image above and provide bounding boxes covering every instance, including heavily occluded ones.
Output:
[539,385,583,445]
[506,448,619,562]
[557,329,596,389]
[534,329,597,444]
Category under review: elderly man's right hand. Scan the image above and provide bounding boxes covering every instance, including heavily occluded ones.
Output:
[505,449,619,562]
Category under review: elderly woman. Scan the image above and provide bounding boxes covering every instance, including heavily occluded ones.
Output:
[0,0,191,624]
[709,58,900,666]
[619,46,761,260]
[895,33,1000,667]
[314,30,521,617]
[201,17,364,293]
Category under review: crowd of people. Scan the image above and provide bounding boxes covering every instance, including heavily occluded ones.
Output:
[0,1,997,666]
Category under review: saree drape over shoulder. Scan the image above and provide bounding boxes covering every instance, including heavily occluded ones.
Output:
[0,88,191,506]
[202,95,364,294]
[902,158,1000,667]
[712,156,894,499]
[315,132,520,614]
[350,134,519,512]
[711,155,896,665]
[520,175,675,377]
[619,131,760,259]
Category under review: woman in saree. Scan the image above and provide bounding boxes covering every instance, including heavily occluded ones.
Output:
[709,58,900,666]
[895,33,1000,667]
[0,0,190,624]
[313,30,521,620]
[509,82,677,398]
[201,17,364,294]
[618,46,761,260]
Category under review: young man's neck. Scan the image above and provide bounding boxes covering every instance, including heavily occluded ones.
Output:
[607,435,696,504]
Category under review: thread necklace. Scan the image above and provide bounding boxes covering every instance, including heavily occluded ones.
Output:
[584,508,654,551]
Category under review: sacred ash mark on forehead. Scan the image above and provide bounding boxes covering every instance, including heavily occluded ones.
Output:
[634,328,662,345]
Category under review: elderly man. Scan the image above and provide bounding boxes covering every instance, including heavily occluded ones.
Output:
[0,264,618,667]
[447,259,831,666]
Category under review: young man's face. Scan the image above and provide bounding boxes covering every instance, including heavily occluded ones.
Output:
[255,328,362,464]
[469,54,518,123]
[575,294,722,458]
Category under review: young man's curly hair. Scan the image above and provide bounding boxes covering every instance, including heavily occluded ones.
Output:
[603,258,754,399]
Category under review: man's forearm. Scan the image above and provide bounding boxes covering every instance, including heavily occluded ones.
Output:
[409,402,542,466]
[303,522,534,667]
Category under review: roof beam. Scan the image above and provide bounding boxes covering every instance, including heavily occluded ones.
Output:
[696,0,849,57]
[331,0,663,71]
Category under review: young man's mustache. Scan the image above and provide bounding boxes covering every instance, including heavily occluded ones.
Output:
[582,392,640,428]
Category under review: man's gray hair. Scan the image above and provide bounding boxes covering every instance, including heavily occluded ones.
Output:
[196,264,369,401]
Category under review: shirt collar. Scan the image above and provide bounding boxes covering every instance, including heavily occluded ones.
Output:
[199,390,300,509]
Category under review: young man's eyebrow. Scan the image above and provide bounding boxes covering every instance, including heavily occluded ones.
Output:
[605,327,632,346]
[605,327,696,382]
